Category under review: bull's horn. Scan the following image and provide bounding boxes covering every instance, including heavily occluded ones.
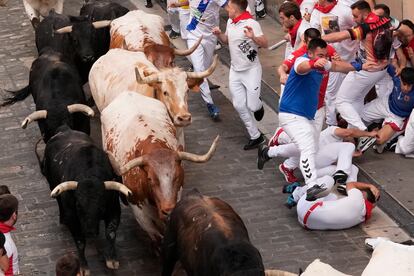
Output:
[135,67,159,84]
[55,25,73,34]
[119,156,147,174]
[177,135,219,163]
[174,36,203,56]
[104,181,133,197]
[92,20,112,29]
[186,55,218,79]
[21,110,47,129]
[67,104,95,117]
[265,270,298,276]
[50,181,78,198]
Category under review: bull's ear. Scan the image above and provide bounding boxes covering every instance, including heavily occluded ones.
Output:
[187,78,203,92]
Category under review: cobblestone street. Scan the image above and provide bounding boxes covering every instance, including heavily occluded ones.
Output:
[0,0,407,275]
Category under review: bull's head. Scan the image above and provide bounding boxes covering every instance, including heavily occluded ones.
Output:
[134,55,219,127]
[21,104,94,141]
[108,135,220,220]
[50,179,132,237]
[55,19,111,63]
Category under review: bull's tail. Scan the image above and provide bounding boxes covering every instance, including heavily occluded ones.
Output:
[1,85,30,107]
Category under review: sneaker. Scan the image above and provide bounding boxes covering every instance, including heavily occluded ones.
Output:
[306,184,327,201]
[245,134,265,151]
[278,163,298,183]
[333,170,348,185]
[145,0,153,8]
[206,103,220,120]
[357,136,377,153]
[256,9,266,18]
[337,183,347,196]
[254,106,264,121]
[405,154,414,158]
[169,30,180,39]
[257,144,270,169]
[385,136,398,152]
[285,194,297,209]
[268,127,284,147]
[282,182,301,194]
[215,42,222,50]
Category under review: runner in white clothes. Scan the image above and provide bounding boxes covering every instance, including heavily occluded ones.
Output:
[296,181,380,230]
[168,0,191,40]
[213,0,268,150]
[340,0,375,9]
[323,1,391,131]
[257,38,380,200]
[265,124,376,185]
[310,0,358,126]
[187,0,228,120]
[396,111,414,158]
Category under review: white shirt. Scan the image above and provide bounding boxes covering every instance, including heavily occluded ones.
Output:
[319,126,342,146]
[187,0,227,37]
[4,232,19,275]
[285,19,311,58]
[226,18,263,71]
[310,2,358,62]
[297,188,366,230]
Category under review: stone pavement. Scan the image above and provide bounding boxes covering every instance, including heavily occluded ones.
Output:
[0,0,411,276]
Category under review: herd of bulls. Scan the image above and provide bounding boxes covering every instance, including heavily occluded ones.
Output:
[1,1,270,275]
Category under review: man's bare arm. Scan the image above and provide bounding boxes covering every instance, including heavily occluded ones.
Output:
[323,30,351,43]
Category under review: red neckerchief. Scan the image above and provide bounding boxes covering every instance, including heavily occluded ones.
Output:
[314,0,337,13]
[296,0,303,5]
[289,19,302,47]
[0,223,15,234]
[364,199,374,222]
[231,11,253,24]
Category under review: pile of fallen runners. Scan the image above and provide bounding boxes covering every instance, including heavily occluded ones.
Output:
[0,0,413,275]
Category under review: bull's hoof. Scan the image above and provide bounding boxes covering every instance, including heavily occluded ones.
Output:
[106,259,120,270]
[80,267,90,276]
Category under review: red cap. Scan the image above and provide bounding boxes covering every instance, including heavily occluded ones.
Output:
[364,199,375,221]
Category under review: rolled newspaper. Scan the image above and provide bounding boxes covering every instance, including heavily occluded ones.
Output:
[268,40,288,51]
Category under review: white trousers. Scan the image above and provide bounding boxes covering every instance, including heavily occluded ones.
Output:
[187,33,217,104]
[277,107,324,170]
[229,65,263,139]
[292,164,359,202]
[179,10,190,40]
[23,0,63,20]
[375,73,393,98]
[396,111,414,155]
[325,72,346,126]
[167,5,180,33]
[269,142,355,179]
[279,112,319,184]
[336,69,387,130]
[361,95,406,131]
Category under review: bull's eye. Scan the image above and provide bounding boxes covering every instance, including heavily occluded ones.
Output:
[163,91,169,97]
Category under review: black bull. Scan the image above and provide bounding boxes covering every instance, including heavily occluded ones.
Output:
[41,126,132,273]
[1,49,92,142]
[162,189,265,276]
[35,2,128,83]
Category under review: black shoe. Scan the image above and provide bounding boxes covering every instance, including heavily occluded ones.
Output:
[209,84,220,90]
[306,184,327,201]
[333,170,348,185]
[256,9,266,19]
[169,30,180,39]
[385,136,399,152]
[337,183,347,196]
[245,134,265,151]
[145,0,153,8]
[257,143,270,169]
[254,106,264,121]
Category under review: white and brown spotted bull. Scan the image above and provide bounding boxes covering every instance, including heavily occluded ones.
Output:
[89,48,218,127]
[101,92,219,242]
[109,10,202,69]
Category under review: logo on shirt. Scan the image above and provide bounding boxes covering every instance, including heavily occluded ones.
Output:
[238,40,257,62]
[321,16,340,35]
